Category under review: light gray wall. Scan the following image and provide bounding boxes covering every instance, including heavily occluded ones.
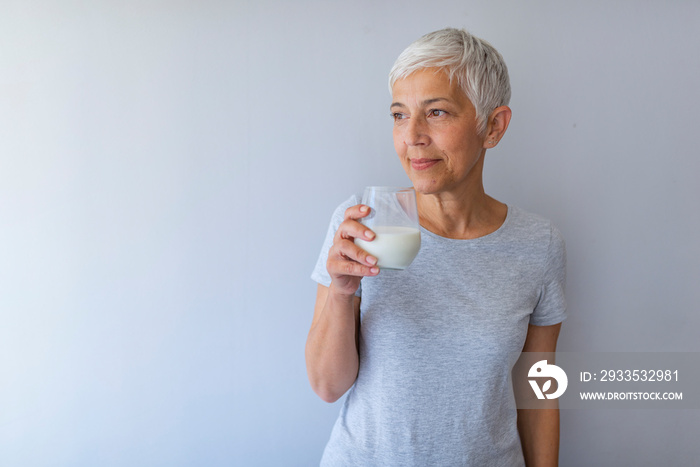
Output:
[1,1,698,466]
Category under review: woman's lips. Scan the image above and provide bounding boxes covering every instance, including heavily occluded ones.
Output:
[410,158,440,170]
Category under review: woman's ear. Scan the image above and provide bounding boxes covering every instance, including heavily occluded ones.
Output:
[483,106,512,148]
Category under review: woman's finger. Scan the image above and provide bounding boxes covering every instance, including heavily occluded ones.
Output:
[327,254,379,278]
[343,204,372,221]
[338,237,378,267]
[334,218,376,244]
[337,204,374,241]
[329,238,379,273]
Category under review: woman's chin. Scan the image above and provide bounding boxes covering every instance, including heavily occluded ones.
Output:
[410,179,442,195]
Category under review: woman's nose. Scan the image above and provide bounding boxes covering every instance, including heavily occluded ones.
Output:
[404,117,430,146]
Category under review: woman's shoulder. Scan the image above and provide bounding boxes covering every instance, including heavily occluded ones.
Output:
[327,193,363,224]
[505,205,564,245]
[508,204,549,224]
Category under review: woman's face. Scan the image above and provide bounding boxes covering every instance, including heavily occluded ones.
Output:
[391,68,487,196]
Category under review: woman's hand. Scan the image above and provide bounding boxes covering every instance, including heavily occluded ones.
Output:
[326,204,379,296]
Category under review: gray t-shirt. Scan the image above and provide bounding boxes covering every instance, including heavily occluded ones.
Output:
[311,195,567,466]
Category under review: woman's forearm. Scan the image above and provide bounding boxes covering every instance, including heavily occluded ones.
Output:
[517,407,560,466]
[305,285,360,403]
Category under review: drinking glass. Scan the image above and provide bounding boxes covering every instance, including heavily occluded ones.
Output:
[354,186,421,270]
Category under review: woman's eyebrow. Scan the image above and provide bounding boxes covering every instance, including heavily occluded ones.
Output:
[422,97,450,106]
[390,97,450,109]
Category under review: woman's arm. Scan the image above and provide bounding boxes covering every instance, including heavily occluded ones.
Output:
[305,284,361,403]
[305,204,379,403]
[516,323,562,467]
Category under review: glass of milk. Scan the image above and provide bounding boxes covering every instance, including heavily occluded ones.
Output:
[354,186,421,270]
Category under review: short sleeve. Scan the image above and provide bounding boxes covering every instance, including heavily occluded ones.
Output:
[529,224,567,326]
[310,195,362,297]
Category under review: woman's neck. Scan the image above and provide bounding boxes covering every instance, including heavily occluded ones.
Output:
[417,190,507,240]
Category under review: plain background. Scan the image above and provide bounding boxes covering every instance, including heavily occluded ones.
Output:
[1,1,699,465]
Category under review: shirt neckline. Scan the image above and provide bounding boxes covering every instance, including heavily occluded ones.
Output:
[419,205,513,243]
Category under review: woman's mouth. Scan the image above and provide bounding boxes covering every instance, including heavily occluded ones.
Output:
[410,158,440,170]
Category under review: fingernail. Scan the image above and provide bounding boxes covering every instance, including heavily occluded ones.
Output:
[365,230,375,240]
[367,256,377,265]
[370,267,379,274]
[360,205,368,213]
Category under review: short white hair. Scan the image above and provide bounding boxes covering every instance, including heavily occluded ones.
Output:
[389,28,511,135]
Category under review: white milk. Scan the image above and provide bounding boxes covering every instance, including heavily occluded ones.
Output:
[355,226,421,270]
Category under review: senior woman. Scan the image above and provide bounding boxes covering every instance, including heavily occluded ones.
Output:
[306,28,566,466]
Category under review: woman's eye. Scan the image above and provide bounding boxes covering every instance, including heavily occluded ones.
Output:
[391,112,407,121]
[429,109,446,117]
